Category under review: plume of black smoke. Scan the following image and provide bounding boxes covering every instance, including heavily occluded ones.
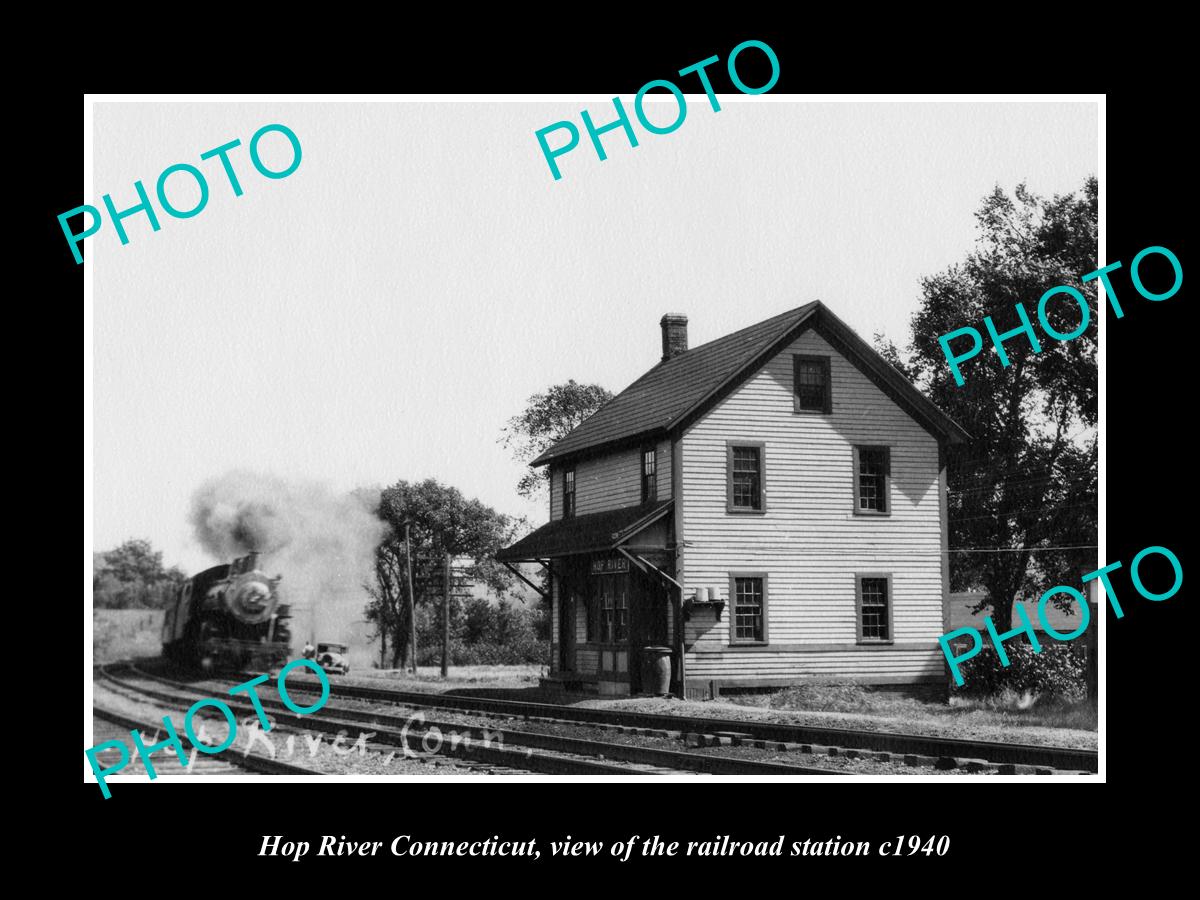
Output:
[189,471,385,666]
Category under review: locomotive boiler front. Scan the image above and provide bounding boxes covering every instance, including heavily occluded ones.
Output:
[223,570,280,624]
[163,549,292,671]
[209,550,281,625]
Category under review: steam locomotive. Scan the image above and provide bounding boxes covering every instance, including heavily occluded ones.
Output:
[161,551,292,670]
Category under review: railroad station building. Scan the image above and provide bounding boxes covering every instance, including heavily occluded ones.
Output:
[497,303,969,699]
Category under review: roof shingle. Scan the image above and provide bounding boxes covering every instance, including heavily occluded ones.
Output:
[495,499,673,562]
[532,303,820,465]
[531,301,968,467]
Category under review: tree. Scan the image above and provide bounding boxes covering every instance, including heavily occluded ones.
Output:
[460,595,495,645]
[93,539,188,608]
[103,539,163,584]
[364,479,526,669]
[499,380,613,499]
[890,178,1098,632]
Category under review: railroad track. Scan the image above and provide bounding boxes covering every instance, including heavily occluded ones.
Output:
[95,667,525,776]
[107,664,848,776]
[91,702,322,777]
[254,673,1098,773]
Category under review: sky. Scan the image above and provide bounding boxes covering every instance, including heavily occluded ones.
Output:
[90,99,1097,573]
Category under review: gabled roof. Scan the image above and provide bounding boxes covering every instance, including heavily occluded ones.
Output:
[532,301,967,466]
[495,499,673,562]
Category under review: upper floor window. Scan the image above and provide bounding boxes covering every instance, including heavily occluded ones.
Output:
[641,447,657,503]
[853,446,890,514]
[562,467,576,518]
[731,575,767,643]
[794,354,832,413]
[856,575,892,642]
[727,443,765,513]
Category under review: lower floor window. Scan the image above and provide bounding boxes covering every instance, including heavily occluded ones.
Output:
[732,576,765,642]
[859,576,891,641]
[596,575,629,643]
[615,588,628,642]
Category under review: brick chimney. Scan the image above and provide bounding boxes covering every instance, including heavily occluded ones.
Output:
[661,314,689,361]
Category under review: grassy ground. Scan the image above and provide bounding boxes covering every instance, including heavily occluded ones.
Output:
[355,672,1097,749]
[93,609,164,663]
[579,682,1097,749]
[724,681,1096,733]
[350,665,546,687]
[91,608,547,685]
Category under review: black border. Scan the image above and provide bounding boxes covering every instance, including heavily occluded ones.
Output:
[62,31,1192,883]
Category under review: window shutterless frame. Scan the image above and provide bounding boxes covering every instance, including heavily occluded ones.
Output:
[641,445,657,503]
[562,467,576,518]
[793,354,832,414]
[726,441,767,514]
[598,578,613,643]
[852,445,891,516]
[854,573,894,644]
[578,587,594,643]
[614,581,629,642]
[587,576,601,641]
[728,572,769,645]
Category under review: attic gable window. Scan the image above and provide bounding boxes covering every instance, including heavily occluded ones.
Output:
[794,354,832,414]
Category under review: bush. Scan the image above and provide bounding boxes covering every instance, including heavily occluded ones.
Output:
[952,642,1087,701]
[416,637,550,667]
[414,596,549,667]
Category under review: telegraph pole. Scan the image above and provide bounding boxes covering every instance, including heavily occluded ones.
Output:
[404,523,418,674]
[442,552,451,678]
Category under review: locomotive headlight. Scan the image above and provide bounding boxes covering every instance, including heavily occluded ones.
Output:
[229,579,275,623]
[242,584,268,607]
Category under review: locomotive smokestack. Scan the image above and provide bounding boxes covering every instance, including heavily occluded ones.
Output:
[245,550,261,570]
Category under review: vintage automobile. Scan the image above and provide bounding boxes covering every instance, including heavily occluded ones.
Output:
[316,642,351,675]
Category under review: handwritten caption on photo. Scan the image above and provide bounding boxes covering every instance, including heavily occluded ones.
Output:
[85,657,329,799]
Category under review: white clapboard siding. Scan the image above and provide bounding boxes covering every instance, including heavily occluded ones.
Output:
[549,465,562,521]
[550,441,674,524]
[575,447,642,515]
[656,439,673,500]
[549,575,560,671]
[687,649,944,679]
[681,329,944,680]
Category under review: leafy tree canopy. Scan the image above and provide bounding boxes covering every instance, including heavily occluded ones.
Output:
[500,380,613,499]
[364,478,527,669]
[887,177,1098,630]
[94,538,187,609]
